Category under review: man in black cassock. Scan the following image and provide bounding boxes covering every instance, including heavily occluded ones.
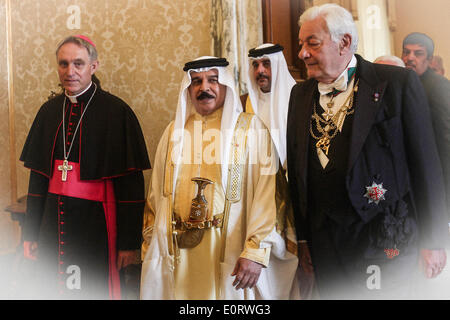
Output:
[20,35,151,299]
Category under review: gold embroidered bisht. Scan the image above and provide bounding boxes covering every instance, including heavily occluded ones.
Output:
[140,57,299,299]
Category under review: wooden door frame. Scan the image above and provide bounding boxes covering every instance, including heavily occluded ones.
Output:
[261,0,308,81]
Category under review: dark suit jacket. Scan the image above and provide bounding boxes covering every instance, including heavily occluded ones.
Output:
[420,68,450,219]
[287,54,448,250]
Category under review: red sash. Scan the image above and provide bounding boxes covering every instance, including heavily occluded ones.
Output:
[48,160,121,300]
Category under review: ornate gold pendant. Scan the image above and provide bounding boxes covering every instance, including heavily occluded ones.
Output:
[316,137,330,155]
[176,177,214,249]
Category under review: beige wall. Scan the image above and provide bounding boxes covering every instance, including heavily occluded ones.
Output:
[1,0,212,253]
[393,0,450,77]
[0,0,18,254]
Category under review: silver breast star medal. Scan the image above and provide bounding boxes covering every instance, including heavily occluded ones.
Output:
[364,182,387,205]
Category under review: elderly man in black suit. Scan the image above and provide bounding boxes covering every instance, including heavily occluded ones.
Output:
[287,3,448,299]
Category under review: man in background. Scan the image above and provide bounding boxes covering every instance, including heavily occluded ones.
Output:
[402,32,450,225]
[430,55,445,76]
[374,55,405,67]
[245,43,301,297]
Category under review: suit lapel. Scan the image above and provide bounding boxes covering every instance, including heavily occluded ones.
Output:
[296,81,316,190]
[347,56,388,172]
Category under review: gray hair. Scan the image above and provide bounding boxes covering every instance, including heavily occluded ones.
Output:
[55,36,98,62]
[298,3,358,53]
[374,55,405,67]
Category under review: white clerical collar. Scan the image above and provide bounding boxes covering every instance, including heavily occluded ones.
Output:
[65,81,93,103]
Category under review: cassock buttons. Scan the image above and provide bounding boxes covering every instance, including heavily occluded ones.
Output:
[58,195,66,295]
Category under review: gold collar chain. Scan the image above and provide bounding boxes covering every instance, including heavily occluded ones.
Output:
[309,79,359,156]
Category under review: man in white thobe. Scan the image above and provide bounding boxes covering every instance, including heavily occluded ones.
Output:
[245,43,296,170]
[246,44,302,297]
[140,57,298,299]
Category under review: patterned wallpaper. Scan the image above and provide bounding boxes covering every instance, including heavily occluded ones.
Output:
[1,0,212,252]
[0,0,18,254]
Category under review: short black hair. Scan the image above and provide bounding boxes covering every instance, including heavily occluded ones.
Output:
[403,32,434,58]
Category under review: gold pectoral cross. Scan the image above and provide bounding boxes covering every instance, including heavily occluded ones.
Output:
[58,160,73,181]
[323,108,334,121]
[316,137,330,155]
